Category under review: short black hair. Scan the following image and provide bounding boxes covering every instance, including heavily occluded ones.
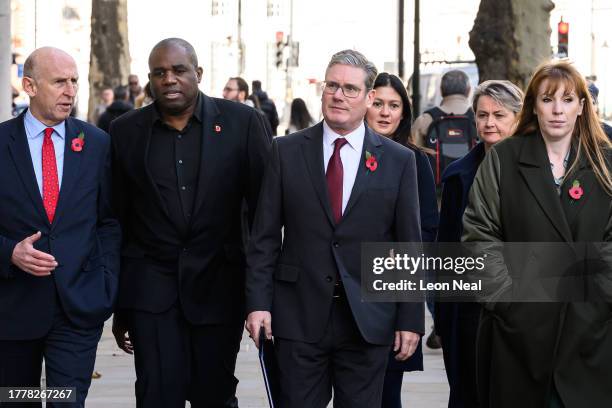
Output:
[114,85,129,101]
[149,38,198,69]
[252,80,262,92]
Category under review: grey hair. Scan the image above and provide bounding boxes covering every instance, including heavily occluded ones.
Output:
[472,80,524,114]
[326,49,378,90]
[440,70,470,97]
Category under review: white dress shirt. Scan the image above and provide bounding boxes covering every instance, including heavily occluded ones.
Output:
[322,120,365,215]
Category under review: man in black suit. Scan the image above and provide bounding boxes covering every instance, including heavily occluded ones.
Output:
[245,49,424,408]
[110,38,270,408]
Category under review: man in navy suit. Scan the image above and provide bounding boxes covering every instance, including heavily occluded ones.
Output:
[0,47,121,407]
[245,50,424,408]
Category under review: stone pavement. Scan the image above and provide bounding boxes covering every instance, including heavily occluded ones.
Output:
[86,315,449,407]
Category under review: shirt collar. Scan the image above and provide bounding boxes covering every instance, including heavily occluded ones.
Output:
[24,108,66,140]
[322,120,365,151]
[152,91,203,126]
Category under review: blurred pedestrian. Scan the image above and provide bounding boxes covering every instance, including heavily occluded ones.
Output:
[365,72,438,408]
[223,76,252,106]
[92,87,113,124]
[97,85,132,133]
[252,80,279,135]
[587,81,612,139]
[128,74,143,105]
[134,82,153,108]
[437,79,523,408]
[286,97,315,134]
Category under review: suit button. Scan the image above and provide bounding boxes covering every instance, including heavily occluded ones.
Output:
[325,276,333,282]
[49,234,56,241]
[332,242,340,248]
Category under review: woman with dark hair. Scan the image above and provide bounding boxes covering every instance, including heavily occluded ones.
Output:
[286,97,315,134]
[463,61,612,407]
[366,72,439,408]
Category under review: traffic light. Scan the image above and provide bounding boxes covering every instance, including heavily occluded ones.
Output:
[275,41,284,68]
[558,18,569,57]
[275,31,285,69]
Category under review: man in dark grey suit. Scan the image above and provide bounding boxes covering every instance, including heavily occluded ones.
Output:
[245,50,424,408]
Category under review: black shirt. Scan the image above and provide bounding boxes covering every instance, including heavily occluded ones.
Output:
[148,94,203,237]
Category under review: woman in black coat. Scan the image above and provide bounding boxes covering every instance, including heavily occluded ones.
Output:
[436,80,523,407]
[366,72,439,408]
[463,61,612,407]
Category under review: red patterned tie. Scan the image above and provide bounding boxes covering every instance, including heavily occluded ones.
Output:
[326,138,348,224]
[42,127,59,223]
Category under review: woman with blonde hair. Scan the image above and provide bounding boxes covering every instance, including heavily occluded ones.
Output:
[463,61,611,407]
[437,79,523,408]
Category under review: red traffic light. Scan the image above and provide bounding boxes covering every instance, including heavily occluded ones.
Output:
[558,21,569,35]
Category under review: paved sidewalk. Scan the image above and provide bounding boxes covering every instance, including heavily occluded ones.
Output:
[86,316,449,407]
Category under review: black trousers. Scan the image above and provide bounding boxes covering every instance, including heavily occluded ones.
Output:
[0,304,102,408]
[274,295,390,408]
[440,302,481,408]
[127,304,244,408]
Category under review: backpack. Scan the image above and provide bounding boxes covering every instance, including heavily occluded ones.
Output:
[424,107,477,185]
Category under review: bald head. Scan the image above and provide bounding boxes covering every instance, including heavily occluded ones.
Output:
[148,38,198,70]
[22,47,78,126]
[23,47,76,81]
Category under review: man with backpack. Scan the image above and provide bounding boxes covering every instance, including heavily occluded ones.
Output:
[412,70,476,185]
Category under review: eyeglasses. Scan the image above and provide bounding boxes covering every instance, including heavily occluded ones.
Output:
[223,87,239,92]
[129,81,138,85]
[322,81,363,98]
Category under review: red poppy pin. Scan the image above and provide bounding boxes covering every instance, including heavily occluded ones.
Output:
[214,125,222,133]
[71,131,85,152]
[365,151,378,172]
[568,179,583,200]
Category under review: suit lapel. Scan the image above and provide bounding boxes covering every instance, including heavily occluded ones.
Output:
[517,133,573,242]
[51,117,83,228]
[192,94,221,219]
[7,113,49,225]
[301,123,335,226]
[342,126,384,221]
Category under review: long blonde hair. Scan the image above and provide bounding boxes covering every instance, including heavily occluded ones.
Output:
[514,60,612,195]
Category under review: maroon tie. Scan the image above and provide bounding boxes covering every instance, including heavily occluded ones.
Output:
[42,127,59,223]
[326,138,348,224]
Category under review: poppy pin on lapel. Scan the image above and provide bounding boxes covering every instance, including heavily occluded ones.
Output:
[215,125,222,133]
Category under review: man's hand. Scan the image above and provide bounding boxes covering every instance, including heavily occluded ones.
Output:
[245,311,272,349]
[393,330,420,361]
[112,314,133,354]
[10,232,57,276]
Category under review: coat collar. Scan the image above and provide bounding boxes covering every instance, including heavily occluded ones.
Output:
[442,141,486,188]
[517,132,573,242]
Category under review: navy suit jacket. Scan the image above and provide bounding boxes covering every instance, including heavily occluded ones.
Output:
[0,111,121,340]
[246,122,425,345]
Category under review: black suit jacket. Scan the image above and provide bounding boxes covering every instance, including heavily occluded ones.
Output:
[246,122,425,345]
[0,112,121,339]
[110,93,270,324]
